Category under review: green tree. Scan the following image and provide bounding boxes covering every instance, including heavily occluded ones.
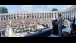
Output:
[51,8,58,11]
[0,7,8,13]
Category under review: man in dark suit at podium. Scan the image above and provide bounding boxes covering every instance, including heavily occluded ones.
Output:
[52,18,58,35]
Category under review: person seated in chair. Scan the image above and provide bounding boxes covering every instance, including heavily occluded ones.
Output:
[61,32,70,37]
[72,17,76,31]
[62,19,71,37]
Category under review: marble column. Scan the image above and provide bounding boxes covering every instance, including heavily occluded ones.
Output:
[69,11,71,20]
[40,13,42,18]
[45,13,46,18]
[33,13,34,18]
[72,9,73,19]
[48,13,50,18]
[2,15,4,20]
[23,14,25,19]
[7,14,9,20]
[24,14,25,19]
[51,13,52,18]
[26,13,27,18]
[13,14,14,19]
[47,13,48,18]
[71,10,72,20]
[28,14,30,18]
[60,12,62,18]
[30,13,31,18]
[17,14,19,19]
[3,15,5,20]
[61,12,63,19]
[0,15,1,21]
[44,13,45,18]
[75,8,76,19]
[5,15,8,20]
[65,12,66,19]
[4,15,5,20]
[29,13,31,18]
[70,10,71,20]
[31,13,32,18]
[46,13,48,18]
[38,13,39,18]
[10,15,11,19]
[67,11,69,19]
[42,13,44,18]
[42,13,43,18]
[74,8,75,19]
[45,13,47,18]
[63,12,65,19]
[56,13,58,19]
[36,13,37,18]
[49,13,50,18]
[8,14,10,20]
[5,15,7,20]
[65,11,67,19]
[8,15,9,20]
[74,8,75,18]
[67,11,69,20]
[52,13,53,18]
[55,13,57,19]
[66,11,68,19]
[34,13,35,18]
[12,14,13,19]
[38,13,40,18]
[64,12,65,19]
[28,13,29,18]
[15,14,17,19]
[49,13,51,18]
[72,9,74,19]
[2,15,3,20]
[21,13,23,19]
[53,13,55,18]
[48,13,49,18]
[1,15,2,20]
[37,13,38,18]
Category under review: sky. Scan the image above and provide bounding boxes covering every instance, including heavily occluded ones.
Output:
[0,5,72,13]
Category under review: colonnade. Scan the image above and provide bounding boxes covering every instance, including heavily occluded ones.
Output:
[0,11,76,21]
[0,13,58,21]
[0,5,76,21]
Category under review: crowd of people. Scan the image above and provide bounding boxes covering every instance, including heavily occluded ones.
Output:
[0,18,51,37]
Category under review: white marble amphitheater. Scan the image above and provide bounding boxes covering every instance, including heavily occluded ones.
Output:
[0,5,76,28]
